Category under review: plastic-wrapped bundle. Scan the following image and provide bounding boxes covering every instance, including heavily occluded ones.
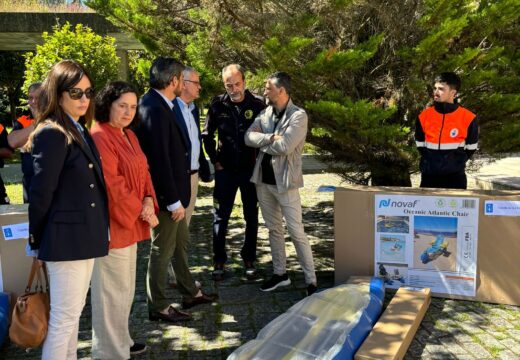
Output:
[229,278,384,360]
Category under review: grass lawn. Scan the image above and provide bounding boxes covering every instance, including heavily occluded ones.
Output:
[6,183,23,204]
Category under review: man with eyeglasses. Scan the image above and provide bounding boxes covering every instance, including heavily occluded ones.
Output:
[202,64,266,281]
[166,67,211,289]
[173,67,212,224]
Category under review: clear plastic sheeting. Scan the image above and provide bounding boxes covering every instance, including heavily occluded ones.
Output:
[228,279,384,360]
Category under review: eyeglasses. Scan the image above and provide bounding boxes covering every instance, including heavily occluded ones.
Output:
[67,87,95,100]
[184,80,201,86]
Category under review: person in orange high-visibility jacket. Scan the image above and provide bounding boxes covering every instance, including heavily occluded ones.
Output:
[415,72,479,189]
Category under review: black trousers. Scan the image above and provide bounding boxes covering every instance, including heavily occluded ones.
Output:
[0,174,8,204]
[420,172,467,190]
[212,169,258,264]
[22,174,33,204]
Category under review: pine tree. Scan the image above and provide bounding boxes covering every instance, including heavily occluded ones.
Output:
[89,0,519,185]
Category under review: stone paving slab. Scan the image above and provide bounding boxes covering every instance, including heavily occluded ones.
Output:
[471,155,520,190]
[2,173,519,359]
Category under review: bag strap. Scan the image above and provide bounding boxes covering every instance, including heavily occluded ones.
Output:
[25,258,40,292]
[41,262,49,292]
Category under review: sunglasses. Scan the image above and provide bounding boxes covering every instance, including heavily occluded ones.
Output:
[67,87,95,100]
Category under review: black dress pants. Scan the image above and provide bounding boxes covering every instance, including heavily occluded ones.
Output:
[420,172,467,190]
[212,169,258,264]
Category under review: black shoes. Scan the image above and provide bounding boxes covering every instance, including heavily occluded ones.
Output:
[212,261,258,280]
[148,306,192,323]
[244,261,258,280]
[306,283,318,296]
[260,274,291,292]
[212,263,225,281]
[130,342,147,355]
[181,292,219,309]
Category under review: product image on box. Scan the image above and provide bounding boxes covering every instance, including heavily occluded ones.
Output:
[376,216,409,233]
[378,263,407,286]
[414,216,456,270]
[374,194,479,297]
[419,234,452,264]
[379,235,406,263]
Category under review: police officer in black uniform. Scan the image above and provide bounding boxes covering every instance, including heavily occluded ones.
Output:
[203,64,266,280]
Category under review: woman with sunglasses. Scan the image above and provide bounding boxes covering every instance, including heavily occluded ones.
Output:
[27,60,109,360]
[89,81,158,359]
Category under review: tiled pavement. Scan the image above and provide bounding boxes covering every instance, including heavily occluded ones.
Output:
[2,173,519,359]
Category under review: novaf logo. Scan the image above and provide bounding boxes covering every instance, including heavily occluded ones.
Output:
[379,199,391,208]
[378,198,419,208]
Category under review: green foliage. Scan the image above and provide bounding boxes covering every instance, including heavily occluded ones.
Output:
[23,23,119,91]
[306,98,410,185]
[90,0,519,186]
[0,52,26,125]
[127,50,153,95]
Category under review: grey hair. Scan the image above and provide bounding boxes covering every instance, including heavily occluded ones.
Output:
[183,66,198,79]
[222,64,245,80]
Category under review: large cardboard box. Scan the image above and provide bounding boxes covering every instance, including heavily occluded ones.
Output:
[334,186,520,305]
[355,287,431,360]
[0,205,32,304]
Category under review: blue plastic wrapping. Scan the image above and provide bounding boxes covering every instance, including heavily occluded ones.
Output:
[229,277,384,360]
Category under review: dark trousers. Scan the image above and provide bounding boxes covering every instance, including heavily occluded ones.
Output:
[0,174,8,204]
[22,174,33,204]
[212,169,258,264]
[147,211,198,312]
[420,172,467,190]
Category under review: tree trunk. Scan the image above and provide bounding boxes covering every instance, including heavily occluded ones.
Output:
[371,163,412,187]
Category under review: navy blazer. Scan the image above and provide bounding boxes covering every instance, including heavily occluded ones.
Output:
[172,98,211,182]
[135,90,191,210]
[29,124,109,261]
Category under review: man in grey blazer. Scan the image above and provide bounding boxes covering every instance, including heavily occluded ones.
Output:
[245,71,317,296]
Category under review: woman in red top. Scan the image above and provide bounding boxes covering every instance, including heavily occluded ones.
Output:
[90,81,159,359]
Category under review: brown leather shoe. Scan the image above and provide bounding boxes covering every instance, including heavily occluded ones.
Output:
[182,292,218,309]
[148,306,192,322]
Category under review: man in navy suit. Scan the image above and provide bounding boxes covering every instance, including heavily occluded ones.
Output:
[168,67,212,288]
[135,57,217,323]
[173,67,212,224]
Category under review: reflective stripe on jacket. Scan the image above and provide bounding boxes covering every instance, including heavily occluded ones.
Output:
[416,106,476,150]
